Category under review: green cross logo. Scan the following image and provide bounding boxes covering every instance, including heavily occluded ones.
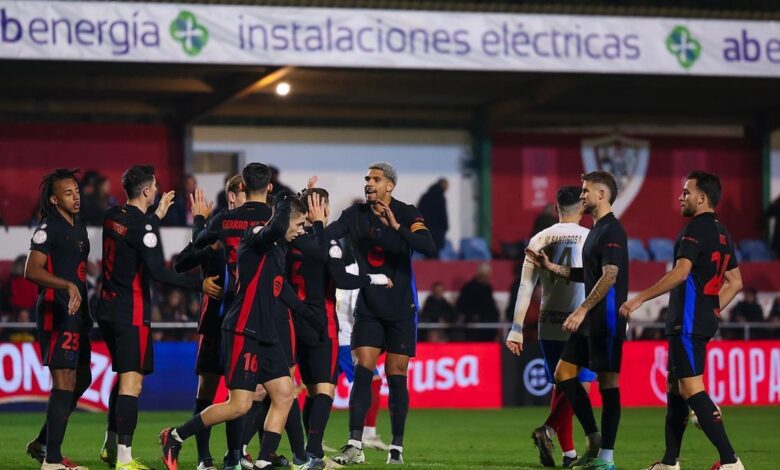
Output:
[170,11,209,56]
[666,26,701,69]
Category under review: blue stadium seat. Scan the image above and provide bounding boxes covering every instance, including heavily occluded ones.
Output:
[739,239,773,261]
[439,239,458,261]
[460,237,491,260]
[627,238,650,262]
[648,238,675,262]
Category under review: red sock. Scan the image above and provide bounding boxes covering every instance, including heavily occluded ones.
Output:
[364,379,381,427]
[545,389,575,452]
[556,403,575,452]
[544,388,565,431]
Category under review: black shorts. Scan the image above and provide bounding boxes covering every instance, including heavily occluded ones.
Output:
[39,315,92,370]
[195,333,223,375]
[560,332,623,373]
[352,314,417,357]
[275,313,297,368]
[222,330,289,391]
[298,336,339,385]
[668,334,709,379]
[99,321,154,375]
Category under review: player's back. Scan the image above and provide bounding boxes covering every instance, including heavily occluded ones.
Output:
[532,223,590,313]
[194,202,271,298]
[97,205,149,324]
[223,225,283,344]
[667,213,737,337]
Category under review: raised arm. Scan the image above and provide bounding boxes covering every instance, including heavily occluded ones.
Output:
[372,201,437,257]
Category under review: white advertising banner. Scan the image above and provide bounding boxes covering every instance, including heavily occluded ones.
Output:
[0,1,779,76]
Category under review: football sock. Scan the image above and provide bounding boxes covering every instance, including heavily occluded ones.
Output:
[687,391,737,464]
[662,393,688,465]
[387,375,409,447]
[348,366,373,442]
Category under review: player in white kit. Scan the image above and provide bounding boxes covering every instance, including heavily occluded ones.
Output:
[506,186,597,468]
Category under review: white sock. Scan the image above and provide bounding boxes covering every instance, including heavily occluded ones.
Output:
[597,449,614,462]
[348,439,362,450]
[117,444,132,463]
[170,429,184,443]
[255,460,272,469]
[389,444,403,453]
[563,450,577,458]
[363,426,377,439]
[104,431,117,447]
[242,445,248,455]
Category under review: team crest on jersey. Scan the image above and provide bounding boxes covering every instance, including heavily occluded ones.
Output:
[329,245,343,259]
[32,229,47,244]
[367,246,385,267]
[77,261,87,283]
[581,134,650,218]
[143,232,158,248]
[273,275,284,297]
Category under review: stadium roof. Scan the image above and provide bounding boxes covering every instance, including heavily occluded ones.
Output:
[105,0,780,20]
[1,1,779,131]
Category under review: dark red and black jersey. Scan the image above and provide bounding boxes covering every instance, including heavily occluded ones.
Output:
[580,212,629,338]
[327,199,436,321]
[667,212,738,337]
[174,241,226,337]
[97,205,202,325]
[29,211,90,330]
[289,222,375,341]
[222,223,287,344]
[192,202,272,300]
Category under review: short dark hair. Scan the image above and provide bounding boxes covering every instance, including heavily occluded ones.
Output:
[289,196,307,217]
[121,165,155,199]
[687,171,721,207]
[556,185,581,207]
[242,163,271,193]
[582,171,618,205]
[300,187,329,210]
[38,168,80,219]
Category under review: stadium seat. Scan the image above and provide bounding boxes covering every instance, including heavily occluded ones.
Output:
[460,237,491,260]
[627,238,650,262]
[412,250,427,260]
[648,238,675,261]
[439,239,458,261]
[739,239,773,261]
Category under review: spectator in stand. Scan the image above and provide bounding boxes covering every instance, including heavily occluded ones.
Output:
[530,203,556,238]
[78,170,104,225]
[162,174,197,226]
[267,165,293,197]
[95,176,117,211]
[456,262,500,342]
[214,174,232,215]
[639,307,667,340]
[764,196,780,259]
[7,255,37,313]
[728,287,765,339]
[417,178,449,258]
[766,304,780,339]
[420,281,459,342]
[6,309,35,343]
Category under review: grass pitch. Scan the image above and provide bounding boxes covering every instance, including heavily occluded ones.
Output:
[0,407,775,469]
